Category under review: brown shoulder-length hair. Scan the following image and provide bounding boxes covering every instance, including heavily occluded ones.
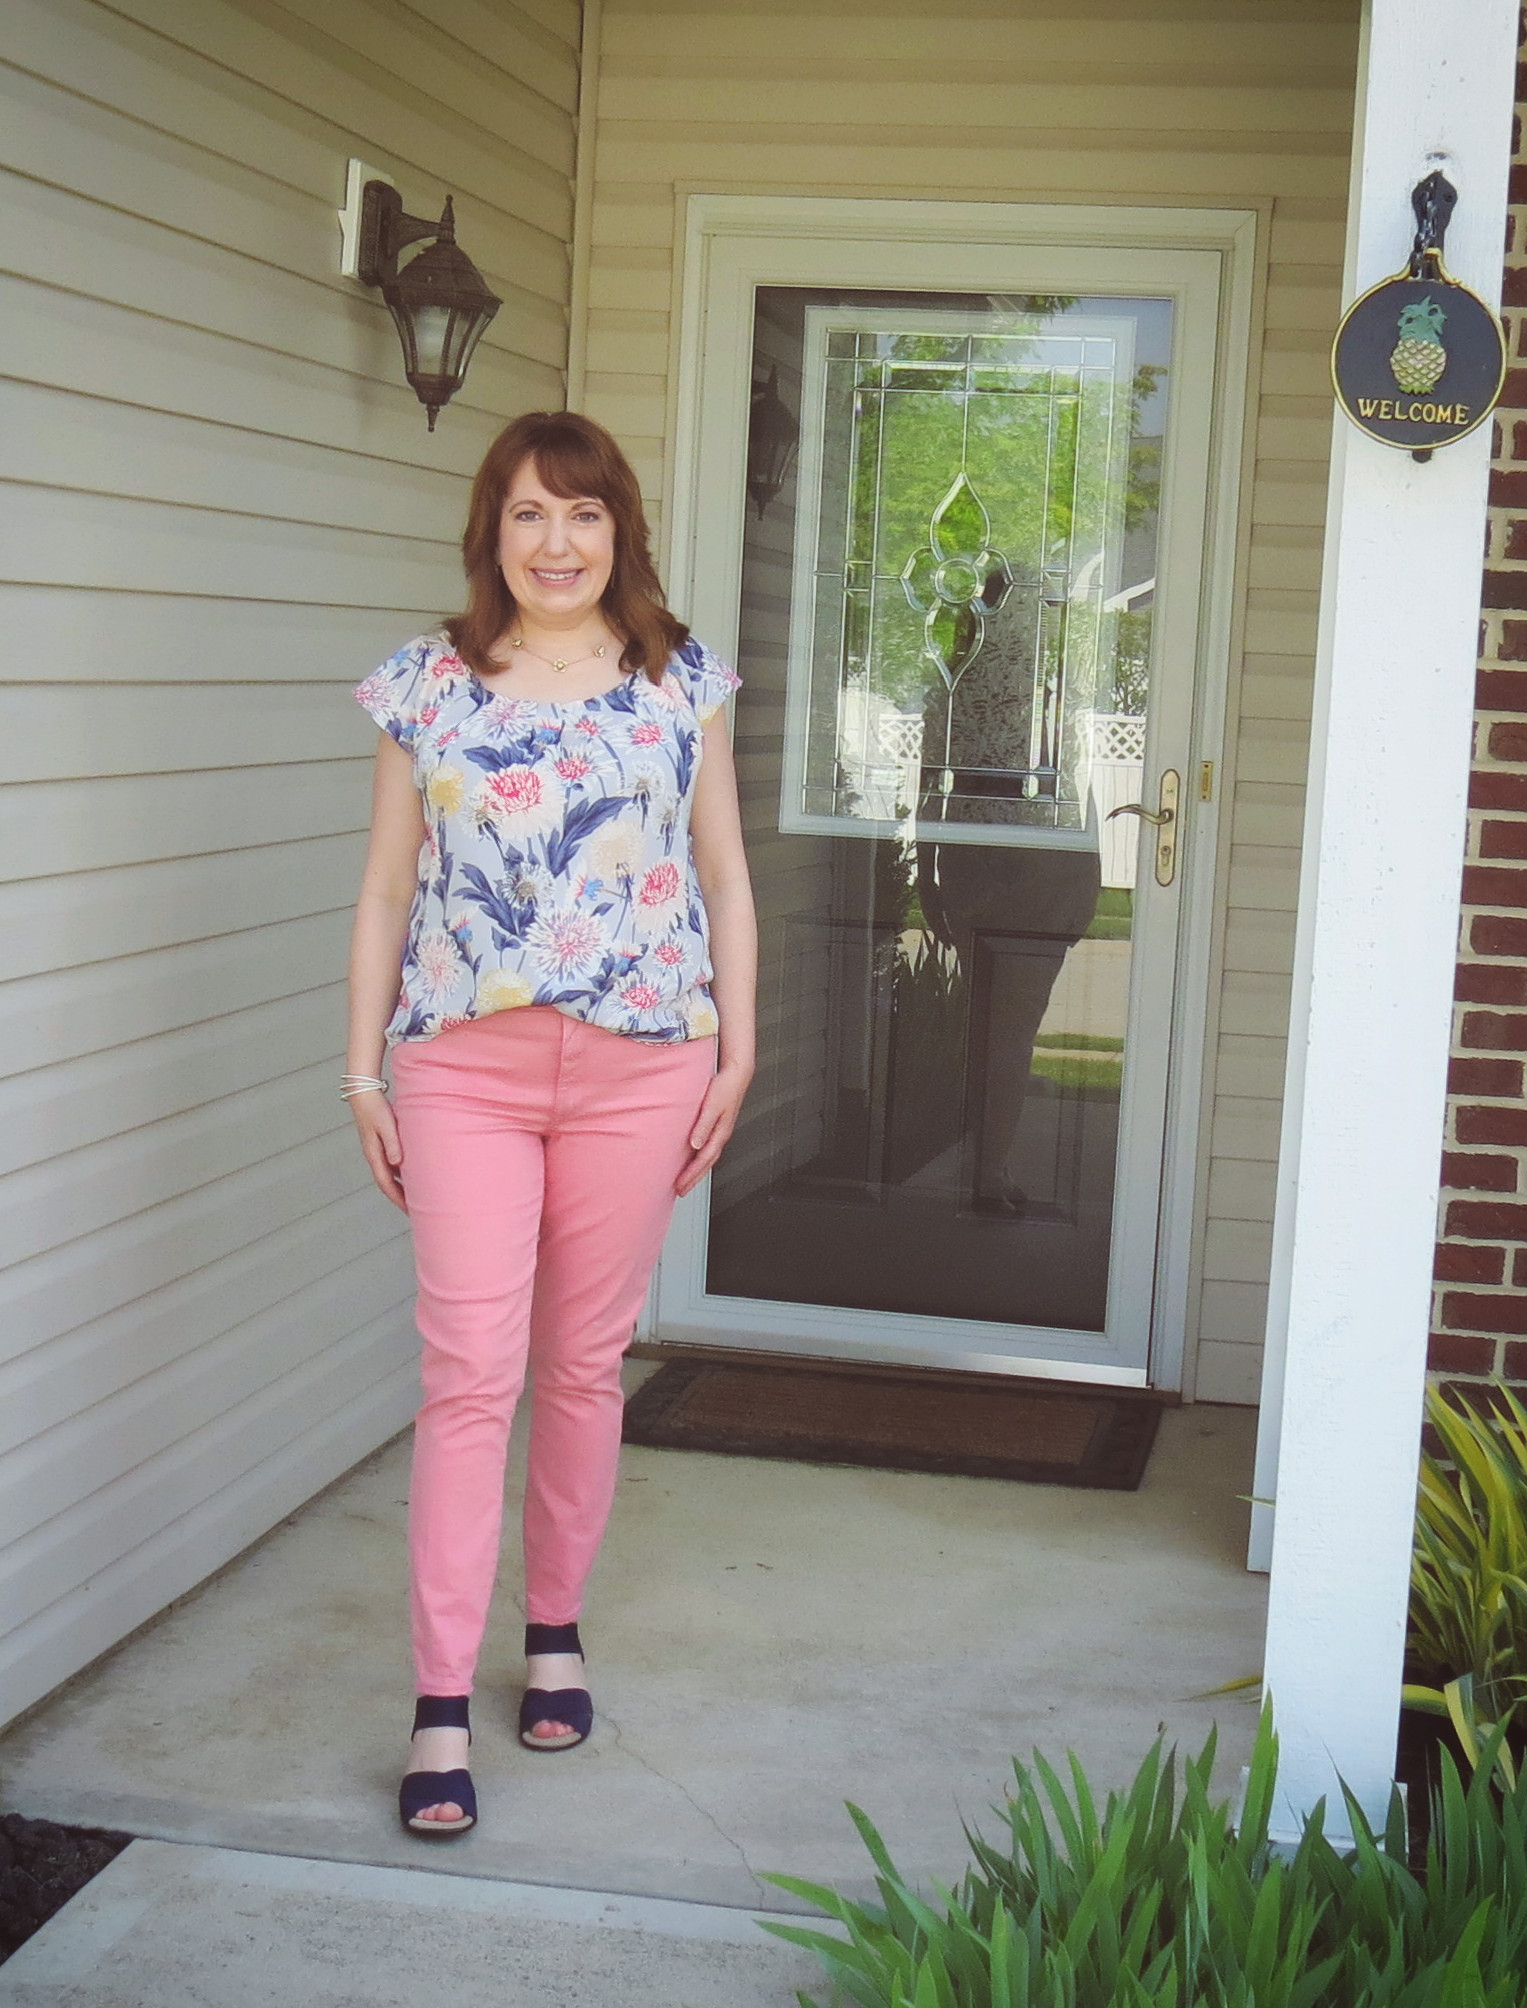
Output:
[444,411,688,684]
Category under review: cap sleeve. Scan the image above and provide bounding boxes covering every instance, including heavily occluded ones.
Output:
[353,637,436,751]
[673,639,742,723]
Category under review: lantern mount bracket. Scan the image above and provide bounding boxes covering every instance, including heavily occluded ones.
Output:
[358,180,455,288]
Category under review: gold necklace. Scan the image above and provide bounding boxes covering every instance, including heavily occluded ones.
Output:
[508,633,610,675]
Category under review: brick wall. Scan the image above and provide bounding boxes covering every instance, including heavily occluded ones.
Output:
[1431,65,1527,1389]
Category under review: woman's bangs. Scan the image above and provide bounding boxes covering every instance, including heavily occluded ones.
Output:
[519,431,617,510]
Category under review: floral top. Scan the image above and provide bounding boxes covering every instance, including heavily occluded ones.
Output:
[354,633,742,1046]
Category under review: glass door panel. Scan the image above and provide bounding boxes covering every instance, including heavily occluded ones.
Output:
[706,287,1171,1344]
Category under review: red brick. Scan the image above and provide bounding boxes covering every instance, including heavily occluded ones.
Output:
[1505,371,1527,412]
[1455,963,1527,1004]
[1514,1247,1527,1288]
[1443,1291,1527,1334]
[1477,666,1527,705]
[1461,1010,1527,1050]
[1448,1056,1524,1096]
[1473,914,1527,955]
[1490,471,1527,511]
[1487,572,1527,617]
[1481,819,1527,858]
[1489,721,1527,758]
[1429,1331,1499,1373]
[1511,166,1527,204]
[1442,1151,1521,1191]
[1435,1242,1507,1283]
[1458,1102,1527,1145]
[1447,1198,1527,1238]
[1503,1340,1527,1381]
[1470,772,1527,812]
[1462,865,1527,908]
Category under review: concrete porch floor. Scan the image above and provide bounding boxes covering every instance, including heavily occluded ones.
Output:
[0,1372,1267,1914]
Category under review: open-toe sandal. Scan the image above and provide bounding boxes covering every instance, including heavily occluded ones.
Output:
[519,1622,593,1751]
[399,1694,477,1836]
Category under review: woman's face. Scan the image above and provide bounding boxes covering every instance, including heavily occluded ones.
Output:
[497,459,616,631]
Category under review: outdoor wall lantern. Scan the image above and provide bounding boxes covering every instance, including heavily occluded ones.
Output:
[353,177,501,430]
[746,365,800,517]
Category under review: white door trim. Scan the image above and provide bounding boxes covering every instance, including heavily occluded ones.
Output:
[651,194,1257,1393]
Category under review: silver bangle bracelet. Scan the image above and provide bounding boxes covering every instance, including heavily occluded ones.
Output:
[340,1074,389,1102]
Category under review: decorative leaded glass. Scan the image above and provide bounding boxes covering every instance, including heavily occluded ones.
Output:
[782,307,1153,848]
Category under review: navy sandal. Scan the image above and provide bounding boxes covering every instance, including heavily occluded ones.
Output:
[399,1694,477,1836]
[519,1622,593,1751]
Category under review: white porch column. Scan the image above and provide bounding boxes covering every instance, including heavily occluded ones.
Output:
[1254,0,1517,1841]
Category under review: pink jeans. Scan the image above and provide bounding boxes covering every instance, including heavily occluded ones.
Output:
[390,1006,715,1695]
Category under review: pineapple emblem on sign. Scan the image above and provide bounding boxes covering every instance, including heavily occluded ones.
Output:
[1331,169,1504,458]
[1390,297,1447,396]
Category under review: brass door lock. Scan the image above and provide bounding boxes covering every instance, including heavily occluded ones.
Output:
[1107,769,1180,886]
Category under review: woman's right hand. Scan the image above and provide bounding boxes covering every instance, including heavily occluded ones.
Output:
[350,1091,407,1211]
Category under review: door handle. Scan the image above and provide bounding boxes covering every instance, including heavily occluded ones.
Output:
[1106,769,1180,886]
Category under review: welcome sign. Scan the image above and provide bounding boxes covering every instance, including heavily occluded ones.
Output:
[1332,268,1505,456]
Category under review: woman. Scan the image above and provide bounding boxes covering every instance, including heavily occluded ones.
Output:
[345,411,756,1837]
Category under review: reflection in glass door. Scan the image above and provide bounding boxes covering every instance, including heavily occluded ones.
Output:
[703,285,1179,1365]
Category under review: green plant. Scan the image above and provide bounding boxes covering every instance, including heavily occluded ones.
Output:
[760,1706,1527,2007]
[1406,1382,1527,1725]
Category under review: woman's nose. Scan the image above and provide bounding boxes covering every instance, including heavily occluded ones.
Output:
[540,514,573,554]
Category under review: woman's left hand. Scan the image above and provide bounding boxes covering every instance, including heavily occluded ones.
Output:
[676,1060,753,1196]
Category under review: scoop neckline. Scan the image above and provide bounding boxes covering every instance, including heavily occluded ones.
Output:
[463,660,652,711]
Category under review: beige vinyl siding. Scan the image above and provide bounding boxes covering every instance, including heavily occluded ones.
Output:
[0,0,580,1728]
[582,0,1356,1402]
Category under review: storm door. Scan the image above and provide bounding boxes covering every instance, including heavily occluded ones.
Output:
[659,227,1236,1384]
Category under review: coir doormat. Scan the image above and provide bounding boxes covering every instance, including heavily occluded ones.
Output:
[622,1358,1166,1490]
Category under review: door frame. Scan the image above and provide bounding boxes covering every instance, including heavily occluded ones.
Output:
[650,194,1258,1392]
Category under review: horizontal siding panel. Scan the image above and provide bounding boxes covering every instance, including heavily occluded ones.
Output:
[0,277,560,476]
[1,680,372,784]
[1199,1278,1272,1344]
[0,1061,347,1270]
[600,13,1355,68]
[1227,846,1300,913]
[1218,970,1293,1039]
[271,0,576,171]
[0,1130,379,1371]
[1210,1096,1284,1162]
[1215,1034,1290,1102]
[1202,1216,1277,1286]
[0,1251,410,1547]
[1,986,345,1177]
[1222,909,1300,976]
[0,1190,407,1458]
[1194,1340,1265,1405]
[0,762,368,884]
[592,136,1351,201]
[103,0,574,226]
[0,487,460,613]
[0,88,569,353]
[0,911,350,1079]
[1207,1157,1280,1223]
[8,0,575,207]
[0,1352,415,1729]
[1233,718,1312,787]
[0,837,359,988]
[0,588,425,686]
[0,1308,417,1717]
[598,78,1354,134]
[0,383,471,543]
[397,0,581,104]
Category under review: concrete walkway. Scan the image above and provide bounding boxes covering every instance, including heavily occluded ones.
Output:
[0,1841,824,2006]
[0,1384,1266,1923]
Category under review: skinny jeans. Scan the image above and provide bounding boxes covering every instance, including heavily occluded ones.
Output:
[390,1006,716,1696]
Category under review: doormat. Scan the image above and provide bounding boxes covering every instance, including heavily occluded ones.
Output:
[622,1359,1166,1490]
